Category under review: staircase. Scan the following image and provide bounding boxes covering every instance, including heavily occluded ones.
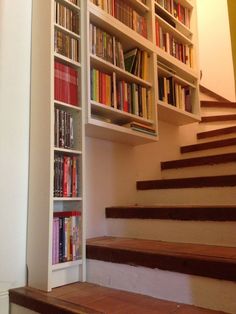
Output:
[87,100,236,314]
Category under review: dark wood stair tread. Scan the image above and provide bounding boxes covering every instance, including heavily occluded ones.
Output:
[197,126,236,139]
[136,174,236,190]
[87,236,236,281]
[105,205,236,221]
[180,137,236,153]
[201,114,236,123]
[161,152,236,169]
[9,283,225,314]
[201,101,236,108]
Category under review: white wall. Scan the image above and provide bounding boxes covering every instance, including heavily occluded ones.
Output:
[197,0,236,102]
[0,0,32,312]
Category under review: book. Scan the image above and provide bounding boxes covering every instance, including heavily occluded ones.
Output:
[124,48,138,73]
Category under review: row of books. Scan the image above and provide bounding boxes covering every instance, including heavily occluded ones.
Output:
[156,0,190,28]
[123,121,156,136]
[54,108,75,149]
[55,1,80,35]
[156,19,193,67]
[52,211,81,264]
[90,68,152,119]
[54,155,79,197]
[90,69,113,106]
[90,0,148,38]
[158,75,192,112]
[55,29,79,62]
[54,60,79,106]
[90,24,149,80]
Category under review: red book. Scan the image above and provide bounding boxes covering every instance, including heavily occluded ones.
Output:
[53,211,81,217]
[63,156,69,197]
[72,156,78,197]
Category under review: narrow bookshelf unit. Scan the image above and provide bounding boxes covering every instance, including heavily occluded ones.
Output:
[28,0,85,291]
[83,0,200,142]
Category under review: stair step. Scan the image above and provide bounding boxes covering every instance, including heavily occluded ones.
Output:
[105,205,236,221]
[87,236,236,282]
[201,101,236,108]
[180,137,236,153]
[136,174,236,190]
[197,126,236,139]
[201,114,236,123]
[161,152,236,170]
[9,283,224,314]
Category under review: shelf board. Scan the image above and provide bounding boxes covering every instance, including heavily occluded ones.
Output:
[89,2,154,53]
[54,23,80,39]
[128,0,150,13]
[54,100,82,111]
[156,46,198,82]
[56,0,80,11]
[90,54,152,88]
[86,117,158,145]
[155,2,192,39]
[54,147,82,154]
[156,14,193,46]
[52,259,83,271]
[157,65,196,88]
[158,100,200,125]
[54,52,81,68]
[53,197,82,201]
[90,100,154,125]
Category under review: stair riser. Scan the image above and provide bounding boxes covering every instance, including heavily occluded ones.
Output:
[201,107,236,116]
[179,145,236,157]
[161,163,236,179]
[106,219,236,247]
[87,260,236,314]
[136,187,236,205]
[181,138,236,154]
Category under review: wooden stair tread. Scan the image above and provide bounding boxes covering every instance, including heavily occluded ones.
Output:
[160,152,236,169]
[201,114,236,123]
[9,283,225,314]
[180,137,236,153]
[197,126,236,139]
[201,101,236,108]
[136,174,236,190]
[87,237,236,281]
[105,205,236,221]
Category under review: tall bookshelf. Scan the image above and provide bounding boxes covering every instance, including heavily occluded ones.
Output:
[28,0,85,291]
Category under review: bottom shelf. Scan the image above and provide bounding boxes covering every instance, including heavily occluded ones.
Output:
[51,259,83,288]
[158,101,201,125]
[86,118,158,145]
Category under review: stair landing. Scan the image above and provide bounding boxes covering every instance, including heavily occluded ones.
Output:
[9,283,227,314]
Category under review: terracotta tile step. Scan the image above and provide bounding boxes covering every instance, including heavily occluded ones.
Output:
[87,236,236,282]
[160,152,236,169]
[201,101,236,108]
[105,205,236,221]
[197,126,236,139]
[9,283,227,314]
[180,137,236,153]
[136,174,236,190]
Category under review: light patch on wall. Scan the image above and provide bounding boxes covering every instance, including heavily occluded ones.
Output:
[228,0,236,97]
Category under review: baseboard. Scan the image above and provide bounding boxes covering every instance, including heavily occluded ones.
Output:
[0,291,9,314]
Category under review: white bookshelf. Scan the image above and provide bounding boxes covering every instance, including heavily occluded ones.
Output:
[28,0,86,291]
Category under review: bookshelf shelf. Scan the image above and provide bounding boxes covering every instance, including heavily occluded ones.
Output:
[86,118,158,146]
[91,100,154,125]
[90,54,152,88]
[54,148,82,155]
[52,259,83,271]
[154,2,193,38]
[54,100,82,111]
[54,53,81,68]
[56,0,80,10]
[155,14,193,45]
[54,23,80,39]
[53,197,83,201]
[158,100,200,125]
